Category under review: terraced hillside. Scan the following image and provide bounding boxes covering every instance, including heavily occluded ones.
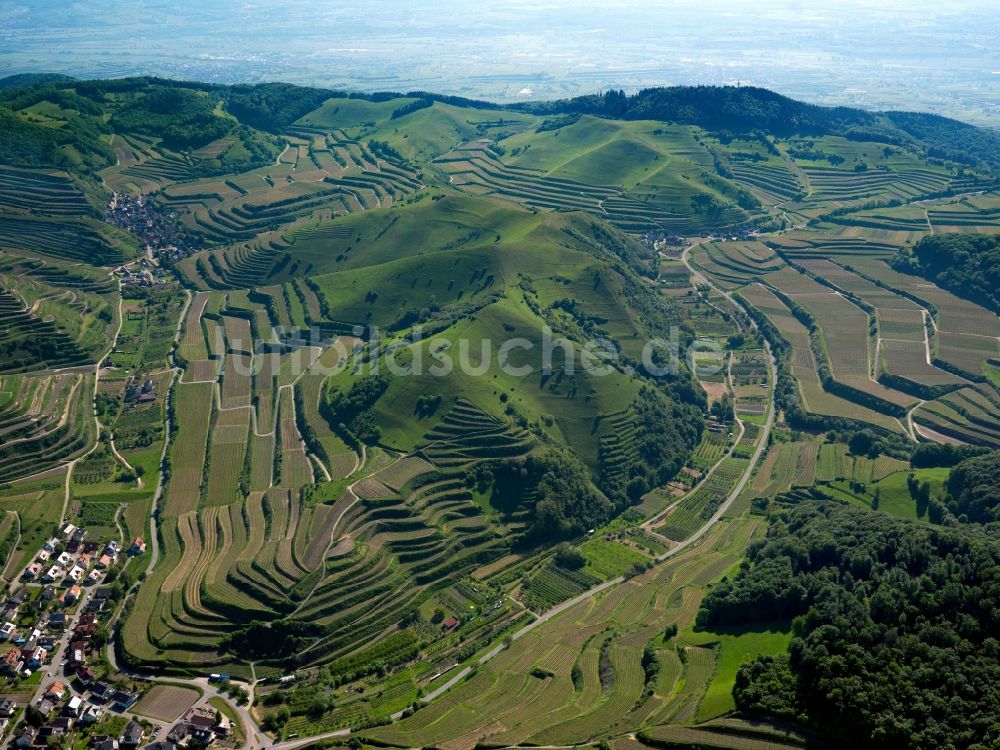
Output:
[912,385,1000,446]
[683,202,1000,442]
[0,166,96,216]
[435,140,696,234]
[156,130,421,246]
[0,251,120,369]
[0,283,96,372]
[122,188,708,676]
[0,215,136,265]
[120,396,539,675]
[0,372,97,480]
[366,516,770,748]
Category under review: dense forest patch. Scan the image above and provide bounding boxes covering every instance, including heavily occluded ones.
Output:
[698,501,1000,750]
[896,233,1000,314]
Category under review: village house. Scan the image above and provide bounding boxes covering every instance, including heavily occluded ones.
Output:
[76,665,96,685]
[189,718,215,742]
[89,682,111,702]
[64,584,82,604]
[120,721,144,747]
[112,690,139,711]
[15,725,37,747]
[0,649,22,675]
[172,707,228,743]
[25,646,46,669]
[51,715,75,733]
[214,714,232,738]
[45,681,66,700]
[0,622,15,641]
[64,695,84,717]
[40,726,67,743]
[80,704,103,725]
[165,723,188,744]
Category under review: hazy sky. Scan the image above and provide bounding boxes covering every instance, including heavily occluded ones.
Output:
[1,0,997,123]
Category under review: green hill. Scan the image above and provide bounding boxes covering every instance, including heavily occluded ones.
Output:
[295,193,703,507]
[514,85,1000,170]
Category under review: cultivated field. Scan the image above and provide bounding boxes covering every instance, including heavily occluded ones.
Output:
[6,76,1000,750]
[134,685,200,722]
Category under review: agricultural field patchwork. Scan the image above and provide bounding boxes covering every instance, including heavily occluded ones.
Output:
[2,75,1000,750]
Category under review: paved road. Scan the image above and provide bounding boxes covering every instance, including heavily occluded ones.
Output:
[145,290,191,575]
[34,590,96,706]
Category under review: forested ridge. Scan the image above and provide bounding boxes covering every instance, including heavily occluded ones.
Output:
[698,501,1000,750]
[512,86,1000,169]
[946,449,1000,524]
[4,75,1000,172]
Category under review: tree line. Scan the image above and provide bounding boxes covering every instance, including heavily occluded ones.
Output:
[894,233,1000,315]
[697,501,1000,749]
